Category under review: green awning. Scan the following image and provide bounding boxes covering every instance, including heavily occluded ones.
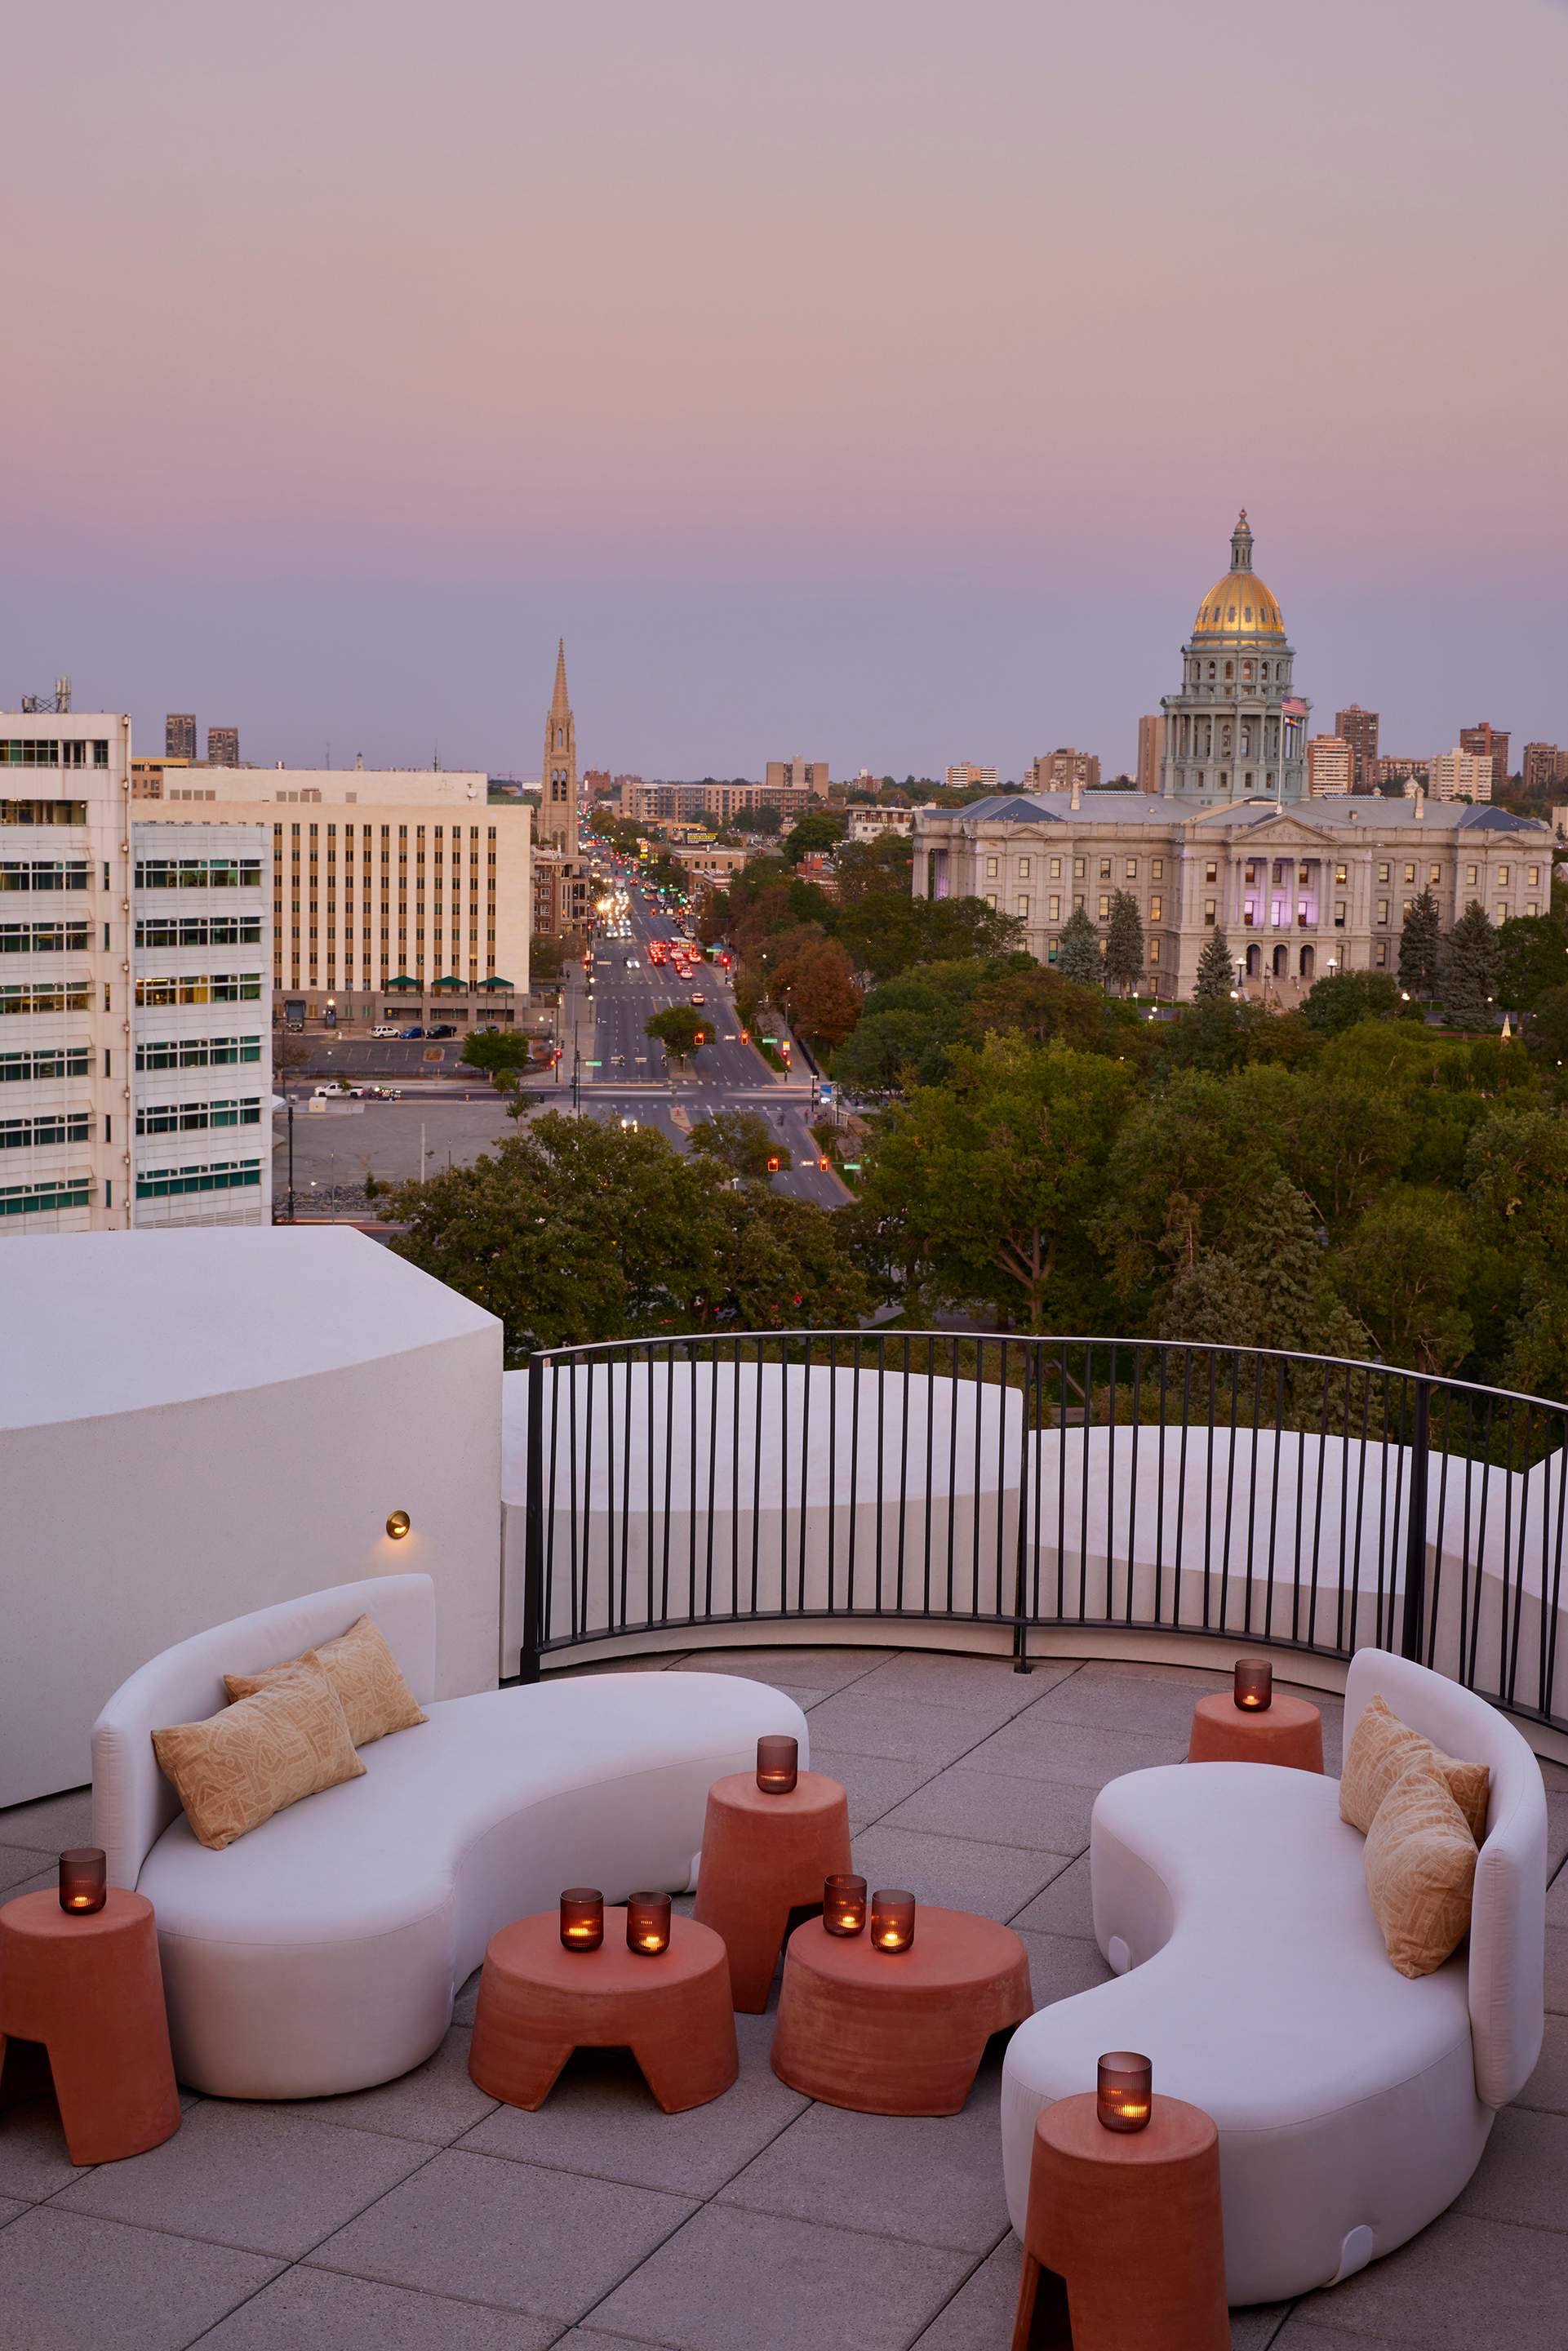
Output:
[482,976,516,990]
[432,976,464,990]
[385,976,419,990]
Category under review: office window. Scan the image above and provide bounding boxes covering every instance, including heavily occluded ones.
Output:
[1375,940,1388,967]
[1428,864,1441,886]
[1018,857,1031,878]
[1528,865,1540,887]
[1148,939,1160,963]
[1098,895,1110,920]
[1124,859,1137,880]
[1465,864,1477,886]
[1499,866,1510,887]
[1048,895,1060,920]
[1149,896,1162,922]
[985,856,998,878]
[1073,856,1085,878]
[1015,895,1030,918]
[1204,899,1216,922]
[1099,859,1112,879]
[1377,862,1390,883]
[1049,856,1061,879]
[1153,860,1164,880]
[985,892,997,909]
[1335,900,1347,926]
[1403,864,1415,883]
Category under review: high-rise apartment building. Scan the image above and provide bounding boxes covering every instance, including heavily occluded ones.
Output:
[1428,749,1495,802]
[944,762,999,793]
[142,766,530,1024]
[1459,723,1510,798]
[1521,743,1567,795]
[1,712,271,1232]
[207,726,240,767]
[1029,748,1101,793]
[166,713,197,762]
[1334,704,1379,793]
[765,758,830,798]
[1307,736,1354,796]
[1135,716,1165,795]
[540,642,579,851]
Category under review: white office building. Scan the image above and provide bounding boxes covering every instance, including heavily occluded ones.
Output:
[2,713,271,1232]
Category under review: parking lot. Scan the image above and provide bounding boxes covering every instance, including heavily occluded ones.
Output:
[274,1091,522,1199]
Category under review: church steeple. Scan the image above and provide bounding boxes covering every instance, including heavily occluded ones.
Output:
[540,638,579,851]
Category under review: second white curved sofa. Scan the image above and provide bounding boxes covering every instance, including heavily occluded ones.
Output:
[91,1575,806,2100]
[1000,1647,1546,2306]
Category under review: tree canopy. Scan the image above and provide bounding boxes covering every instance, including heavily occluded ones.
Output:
[646,1005,708,1061]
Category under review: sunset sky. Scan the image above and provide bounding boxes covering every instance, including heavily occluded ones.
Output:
[4,1,1566,779]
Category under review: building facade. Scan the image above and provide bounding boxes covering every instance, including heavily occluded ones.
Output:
[1307,735,1353,797]
[765,758,829,798]
[913,513,1554,1004]
[1460,722,1510,798]
[1334,704,1379,794]
[207,726,240,767]
[540,641,579,851]
[1135,715,1165,795]
[1377,756,1429,793]
[847,806,915,840]
[2,712,271,1232]
[1428,749,1494,802]
[1159,512,1308,802]
[166,713,197,762]
[1028,748,1100,793]
[532,846,597,940]
[944,762,998,793]
[1521,743,1567,795]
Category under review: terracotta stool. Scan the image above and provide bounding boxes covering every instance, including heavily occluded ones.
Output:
[1188,1690,1323,1774]
[0,1889,180,2166]
[693,1769,851,2011]
[771,1907,1031,2115]
[469,1909,738,2113]
[1011,2091,1229,2351]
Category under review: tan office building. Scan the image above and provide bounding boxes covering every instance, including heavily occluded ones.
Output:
[1428,749,1494,803]
[1135,716,1165,796]
[1307,736,1354,797]
[1334,704,1379,794]
[1028,748,1101,792]
[765,758,829,798]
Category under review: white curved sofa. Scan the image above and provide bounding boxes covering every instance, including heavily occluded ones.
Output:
[1001,1648,1547,2306]
[91,1574,806,2100]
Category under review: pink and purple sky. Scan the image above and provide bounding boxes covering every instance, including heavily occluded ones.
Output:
[4,1,1566,779]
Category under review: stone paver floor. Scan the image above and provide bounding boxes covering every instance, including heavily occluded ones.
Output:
[2,1648,1566,2349]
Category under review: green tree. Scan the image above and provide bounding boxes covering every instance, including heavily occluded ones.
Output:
[686,1109,776,1179]
[730,803,783,837]
[1092,1069,1287,1312]
[1496,914,1568,1011]
[713,1189,870,1328]
[783,811,849,862]
[1441,900,1503,1029]
[860,1037,1135,1327]
[1055,903,1103,987]
[1193,929,1235,1004]
[833,892,1023,984]
[1524,984,1568,1072]
[1397,888,1442,998]
[1103,891,1144,995]
[965,964,1139,1056]
[529,933,568,988]
[1331,1185,1476,1374]
[1158,1177,1368,1358]
[1299,970,1417,1034]
[646,1005,708,1063]
[460,1028,535,1085]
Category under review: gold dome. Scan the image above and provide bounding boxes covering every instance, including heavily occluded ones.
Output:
[1190,509,1286,640]
[1191,572,1286,641]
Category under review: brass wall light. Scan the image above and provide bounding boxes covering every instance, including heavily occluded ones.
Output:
[386,1509,411,1540]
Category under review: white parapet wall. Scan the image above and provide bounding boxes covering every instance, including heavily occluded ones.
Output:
[500,1359,1024,1669]
[0,1229,504,1805]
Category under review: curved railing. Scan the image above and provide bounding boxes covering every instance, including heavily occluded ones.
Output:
[511,1332,1568,1740]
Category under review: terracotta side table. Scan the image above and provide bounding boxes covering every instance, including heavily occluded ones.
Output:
[693,1769,851,2011]
[0,1889,180,2166]
[1188,1691,1323,1774]
[771,1908,1031,2115]
[469,1909,738,2114]
[1011,2091,1229,2351]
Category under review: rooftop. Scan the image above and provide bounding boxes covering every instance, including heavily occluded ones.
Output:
[920,793,1549,833]
[2,1643,1563,2351]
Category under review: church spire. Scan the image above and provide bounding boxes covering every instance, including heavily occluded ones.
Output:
[550,638,570,719]
[540,637,579,852]
[1230,509,1254,573]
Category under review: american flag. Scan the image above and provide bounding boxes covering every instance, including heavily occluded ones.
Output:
[1281,698,1308,718]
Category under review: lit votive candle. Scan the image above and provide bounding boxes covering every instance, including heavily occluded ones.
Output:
[1233,1659,1273,1713]
[58,1848,106,1916]
[559,1888,604,1951]
[869,1888,915,1953]
[823,1873,867,1936]
[626,1891,672,1956]
[756,1735,799,1795]
[1097,2051,1153,2132]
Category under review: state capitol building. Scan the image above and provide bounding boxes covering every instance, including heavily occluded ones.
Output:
[913,514,1552,1002]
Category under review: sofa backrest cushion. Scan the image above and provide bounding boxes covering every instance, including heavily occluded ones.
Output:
[91,1575,437,1890]
[1344,1647,1546,2107]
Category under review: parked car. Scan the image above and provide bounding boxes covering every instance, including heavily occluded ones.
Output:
[313,1083,366,1100]
[371,1024,403,1039]
[368,1085,402,1100]
[428,1024,456,1038]
[399,1026,425,1038]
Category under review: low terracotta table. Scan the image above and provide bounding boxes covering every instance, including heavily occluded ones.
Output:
[468,1909,738,2114]
[693,1768,851,2011]
[771,1907,1031,2115]
[0,1889,180,2166]
[1011,2091,1229,2350]
[1188,1690,1323,1774]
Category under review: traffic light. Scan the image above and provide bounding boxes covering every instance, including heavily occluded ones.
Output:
[695,1031,706,1043]
[766,1154,781,1172]
[817,1154,830,1171]
[740,1028,750,1043]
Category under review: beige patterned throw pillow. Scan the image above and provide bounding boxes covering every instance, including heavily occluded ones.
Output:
[1363,1762,1478,1977]
[153,1659,365,1851]
[226,1612,426,1748]
[1339,1694,1490,1844]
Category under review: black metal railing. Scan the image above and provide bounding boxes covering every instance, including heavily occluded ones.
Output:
[516,1333,1568,1738]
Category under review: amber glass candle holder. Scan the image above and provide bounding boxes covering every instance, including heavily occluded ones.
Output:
[756,1735,799,1795]
[1233,1659,1273,1713]
[824,1873,868,1936]
[626,1891,673,1956]
[59,1849,107,1916]
[559,1888,605,1951]
[1097,2051,1153,2132]
[870,1888,916,1953]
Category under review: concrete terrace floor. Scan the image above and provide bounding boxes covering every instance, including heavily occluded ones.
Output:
[0,1648,1565,2351]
